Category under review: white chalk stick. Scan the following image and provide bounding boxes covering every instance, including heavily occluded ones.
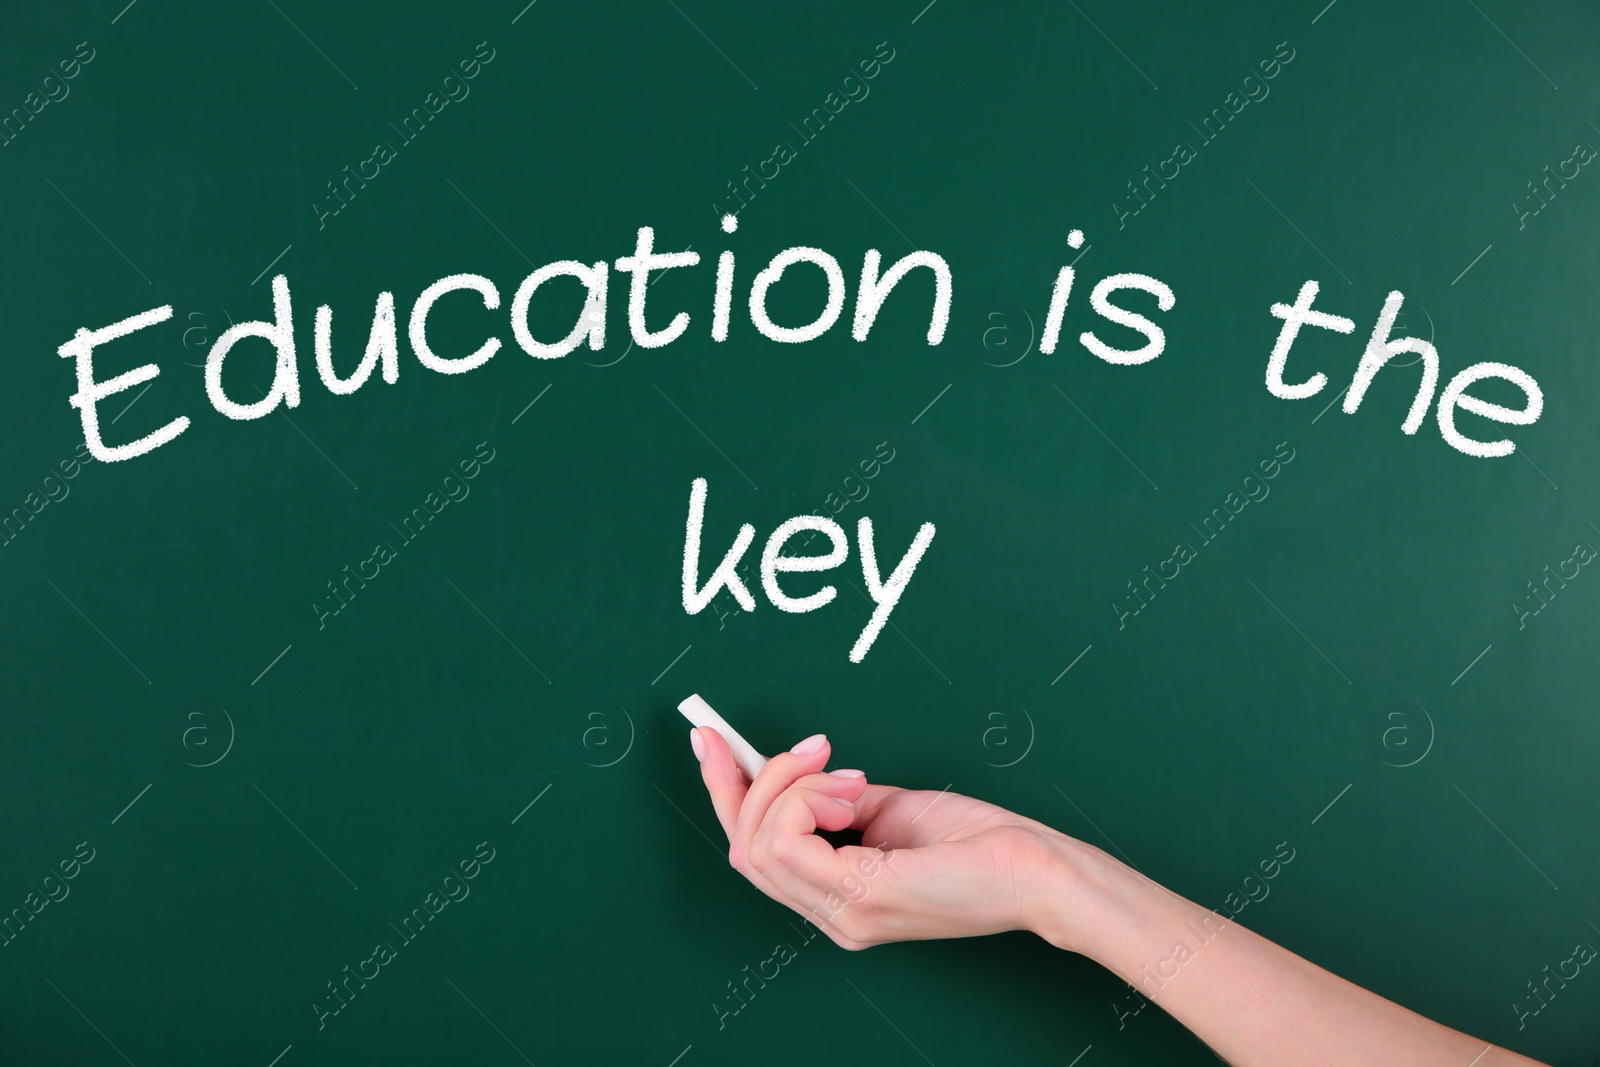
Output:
[679,694,769,780]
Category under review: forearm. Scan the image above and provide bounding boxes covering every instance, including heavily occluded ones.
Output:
[1033,838,1545,1067]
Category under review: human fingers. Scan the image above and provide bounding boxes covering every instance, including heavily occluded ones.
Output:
[742,780,861,906]
[692,726,804,906]
[733,733,834,843]
[693,727,748,840]
[789,768,871,808]
[763,782,861,841]
[696,727,870,845]
[841,783,913,847]
[754,785,885,898]
[745,780,910,894]
[746,785,883,945]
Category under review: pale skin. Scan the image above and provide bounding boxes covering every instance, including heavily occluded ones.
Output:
[690,727,1550,1067]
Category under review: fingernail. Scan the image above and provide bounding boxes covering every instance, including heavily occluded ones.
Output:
[790,733,826,755]
[832,797,855,809]
[828,768,865,778]
[689,728,706,763]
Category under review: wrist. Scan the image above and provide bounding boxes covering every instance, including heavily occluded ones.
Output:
[1026,831,1173,962]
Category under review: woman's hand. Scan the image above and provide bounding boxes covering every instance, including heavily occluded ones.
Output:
[691,725,1551,1067]
[690,725,1095,950]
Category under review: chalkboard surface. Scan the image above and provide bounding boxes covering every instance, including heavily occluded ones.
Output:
[3,1,1598,1063]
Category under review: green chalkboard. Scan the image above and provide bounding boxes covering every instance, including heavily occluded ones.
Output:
[3,0,1598,1063]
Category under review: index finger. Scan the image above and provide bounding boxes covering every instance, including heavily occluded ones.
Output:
[695,726,748,840]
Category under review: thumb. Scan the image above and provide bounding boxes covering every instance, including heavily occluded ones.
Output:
[735,733,832,841]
